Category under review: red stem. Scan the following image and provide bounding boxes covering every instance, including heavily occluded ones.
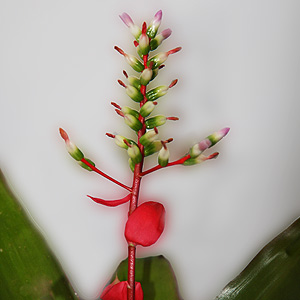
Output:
[80,158,132,192]
[127,53,149,300]
[140,154,191,176]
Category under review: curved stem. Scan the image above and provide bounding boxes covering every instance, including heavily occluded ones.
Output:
[140,154,191,176]
[80,158,132,192]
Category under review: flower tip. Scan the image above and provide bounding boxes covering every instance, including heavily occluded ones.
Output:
[207,152,219,160]
[59,128,69,142]
[161,28,172,39]
[154,10,163,21]
[119,13,133,27]
[221,127,230,136]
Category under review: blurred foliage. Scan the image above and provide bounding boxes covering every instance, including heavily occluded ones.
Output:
[215,217,300,300]
[0,170,78,300]
[110,255,182,300]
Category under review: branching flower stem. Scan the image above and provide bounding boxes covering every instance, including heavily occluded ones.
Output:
[80,158,132,192]
[140,154,191,176]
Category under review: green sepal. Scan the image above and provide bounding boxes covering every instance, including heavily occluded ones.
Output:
[126,86,144,102]
[183,157,198,166]
[146,27,158,39]
[140,101,156,118]
[122,106,140,119]
[158,148,169,167]
[78,158,95,171]
[128,76,141,90]
[128,158,136,172]
[145,115,166,129]
[150,39,159,51]
[124,114,143,131]
[139,129,158,146]
[146,86,168,101]
[127,144,142,164]
[144,141,162,156]
[151,68,159,80]
[68,147,84,161]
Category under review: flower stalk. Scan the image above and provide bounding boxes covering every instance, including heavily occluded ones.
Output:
[59,10,230,300]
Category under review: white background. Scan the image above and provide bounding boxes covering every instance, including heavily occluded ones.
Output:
[1,0,300,299]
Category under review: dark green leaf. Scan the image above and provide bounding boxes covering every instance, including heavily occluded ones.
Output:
[109,255,183,300]
[215,218,300,300]
[0,170,78,300]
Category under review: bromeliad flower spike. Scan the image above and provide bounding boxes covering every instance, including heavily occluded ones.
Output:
[59,10,229,300]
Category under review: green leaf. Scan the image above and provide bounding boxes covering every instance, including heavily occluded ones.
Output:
[109,255,182,300]
[0,170,78,300]
[215,218,300,300]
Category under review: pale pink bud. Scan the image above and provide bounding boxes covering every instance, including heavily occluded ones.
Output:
[119,12,141,39]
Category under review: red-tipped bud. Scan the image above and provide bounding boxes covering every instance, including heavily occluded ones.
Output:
[167,47,182,55]
[148,47,181,69]
[169,79,178,88]
[139,128,159,146]
[111,102,121,109]
[125,201,165,247]
[114,45,125,56]
[122,70,128,78]
[158,142,170,167]
[59,128,84,161]
[166,116,179,121]
[117,79,127,88]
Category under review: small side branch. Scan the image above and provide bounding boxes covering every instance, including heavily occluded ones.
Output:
[140,154,191,176]
[80,158,132,192]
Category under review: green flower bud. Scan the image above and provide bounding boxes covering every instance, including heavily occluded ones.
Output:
[140,101,157,118]
[144,140,162,156]
[149,29,172,51]
[146,85,168,101]
[151,68,159,80]
[139,128,159,146]
[148,52,168,69]
[78,158,95,171]
[125,53,144,72]
[128,76,141,90]
[139,32,150,55]
[122,106,140,119]
[126,85,144,102]
[114,135,130,149]
[124,114,143,131]
[128,158,136,172]
[145,115,166,129]
[127,143,142,164]
[158,146,169,167]
[140,68,153,86]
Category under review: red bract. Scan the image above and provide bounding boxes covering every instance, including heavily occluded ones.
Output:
[101,280,143,300]
[125,201,165,247]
